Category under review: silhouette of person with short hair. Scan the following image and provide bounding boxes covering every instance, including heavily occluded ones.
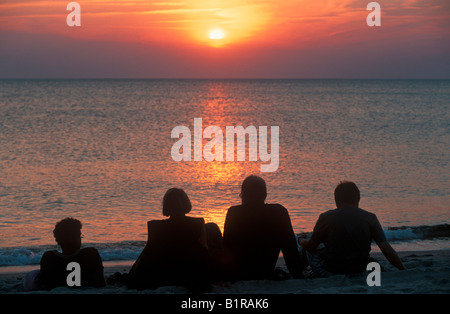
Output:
[298,181,405,277]
[25,217,106,290]
[128,188,216,291]
[223,175,304,281]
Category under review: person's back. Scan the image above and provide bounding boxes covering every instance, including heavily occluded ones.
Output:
[299,181,405,276]
[130,216,210,289]
[224,203,301,280]
[39,247,104,289]
[223,176,303,281]
[128,188,211,291]
[310,207,385,274]
[37,217,105,290]
[147,216,204,248]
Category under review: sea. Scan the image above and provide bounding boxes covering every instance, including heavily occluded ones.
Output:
[0,79,449,269]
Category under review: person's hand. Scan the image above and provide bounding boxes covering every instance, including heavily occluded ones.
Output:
[298,237,308,247]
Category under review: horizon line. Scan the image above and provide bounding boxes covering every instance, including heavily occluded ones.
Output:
[1,77,450,80]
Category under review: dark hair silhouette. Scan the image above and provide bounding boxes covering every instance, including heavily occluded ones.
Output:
[205,222,223,250]
[241,175,267,204]
[53,217,82,246]
[334,181,360,207]
[162,188,192,217]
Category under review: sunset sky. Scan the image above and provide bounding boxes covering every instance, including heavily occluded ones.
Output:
[0,0,449,78]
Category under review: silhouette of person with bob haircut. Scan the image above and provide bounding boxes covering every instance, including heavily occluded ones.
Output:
[24,217,106,290]
[223,175,304,281]
[128,188,215,291]
[298,181,405,277]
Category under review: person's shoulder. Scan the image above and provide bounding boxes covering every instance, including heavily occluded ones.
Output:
[80,247,100,254]
[265,203,289,213]
[147,219,168,228]
[80,247,102,258]
[358,208,381,225]
[356,207,378,218]
[265,203,285,209]
[186,216,204,221]
[148,218,167,224]
[185,216,205,225]
[79,248,104,268]
[264,204,295,221]
[227,204,243,211]
[226,204,243,215]
[41,250,58,261]
[318,208,337,219]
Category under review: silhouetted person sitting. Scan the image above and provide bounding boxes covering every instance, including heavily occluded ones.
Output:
[223,175,304,281]
[298,181,405,277]
[128,188,212,291]
[34,217,106,290]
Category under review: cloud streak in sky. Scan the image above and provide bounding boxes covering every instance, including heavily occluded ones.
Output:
[0,0,449,78]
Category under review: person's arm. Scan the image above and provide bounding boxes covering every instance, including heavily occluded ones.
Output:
[87,247,107,287]
[298,236,319,252]
[278,206,303,278]
[198,218,208,249]
[370,214,405,270]
[223,207,238,249]
[299,213,327,252]
[38,251,54,290]
[93,269,107,287]
[222,207,240,276]
[377,241,405,270]
[93,251,107,287]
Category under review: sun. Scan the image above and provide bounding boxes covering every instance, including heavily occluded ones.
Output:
[209,29,225,40]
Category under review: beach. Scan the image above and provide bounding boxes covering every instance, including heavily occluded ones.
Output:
[1,250,449,294]
[0,80,448,298]
[1,2,449,311]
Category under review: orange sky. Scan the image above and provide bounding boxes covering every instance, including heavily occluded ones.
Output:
[0,0,449,78]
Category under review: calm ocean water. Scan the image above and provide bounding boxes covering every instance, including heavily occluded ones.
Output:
[0,79,449,266]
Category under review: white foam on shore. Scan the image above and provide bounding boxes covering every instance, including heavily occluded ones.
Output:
[1,224,449,267]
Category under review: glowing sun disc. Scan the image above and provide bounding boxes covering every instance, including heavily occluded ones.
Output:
[209,29,225,40]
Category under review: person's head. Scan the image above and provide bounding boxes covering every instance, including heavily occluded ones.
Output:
[162,188,192,217]
[205,223,223,250]
[53,217,82,252]
[334,181,360,208]
[240,175,267,205]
